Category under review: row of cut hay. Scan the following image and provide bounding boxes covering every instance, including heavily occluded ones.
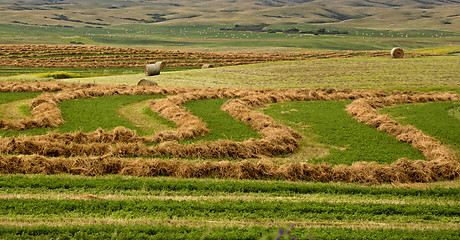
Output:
[0,81,94,93]
[1,44,441,69]
[1,155,458,183]
[0,133,296,159]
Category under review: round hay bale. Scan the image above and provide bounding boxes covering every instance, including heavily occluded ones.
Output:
[145,64,160,76]
[391,47,404,58]
[137,79,158,86]
[202,64,214,69]
[155,61,166,70]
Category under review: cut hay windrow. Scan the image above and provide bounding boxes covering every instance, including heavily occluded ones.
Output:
[0,44,440,69]
[0,81,93,93]
[1,82,459,182]
[1,155,458,183]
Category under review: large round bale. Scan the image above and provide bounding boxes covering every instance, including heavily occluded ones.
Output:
[156,61,166,70]
[391,47,404,58]
[137,79,158,86]
[202,64,214,69]
[145,64,160,76]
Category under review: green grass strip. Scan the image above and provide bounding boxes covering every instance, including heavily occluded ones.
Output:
[183,98,260,142]
[1,198,459,223]
[0,92,42,105]
[0,225,459,240]
[381,101,460,153]
[1,175,458,199]
[263,101,425,165]
[0,95,165,137]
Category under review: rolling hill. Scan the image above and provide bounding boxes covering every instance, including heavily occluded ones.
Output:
[0,0,459,32]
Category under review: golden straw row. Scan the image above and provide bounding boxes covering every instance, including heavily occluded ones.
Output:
[0,154,457,183]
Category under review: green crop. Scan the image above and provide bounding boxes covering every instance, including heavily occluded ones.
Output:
[183,98,260,142]
[263,101,425,165]
[0,92,41,104]
[1,175,458,198]
[381,101,460,154]
[1,225,458,240]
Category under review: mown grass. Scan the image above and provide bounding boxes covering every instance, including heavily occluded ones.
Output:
[1,198,458,224]
[381,101,460,156]
[0,96,262,143]
[0,92,41,105]
[0,175,459,239]
[118,100,176,136]
[1,175,458,201]
[1,224,458,240]
[183,98,260,142]
[263,101,425,165]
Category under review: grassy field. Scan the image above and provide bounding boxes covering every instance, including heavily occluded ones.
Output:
[1,22,459,51]
[58,54,460,91]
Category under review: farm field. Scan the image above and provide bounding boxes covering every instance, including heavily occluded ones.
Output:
[1,43,460,239]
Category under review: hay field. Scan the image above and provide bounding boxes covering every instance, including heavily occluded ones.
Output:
[1,47,460,239]
[62,54,460,90]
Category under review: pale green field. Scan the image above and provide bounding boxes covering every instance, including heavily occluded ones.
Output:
[62,54,460,91]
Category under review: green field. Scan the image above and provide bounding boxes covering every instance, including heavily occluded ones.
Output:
[1,23,459,52]
[0,175,459,239]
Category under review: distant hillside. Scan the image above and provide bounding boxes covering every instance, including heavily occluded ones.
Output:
[0,0,459,32]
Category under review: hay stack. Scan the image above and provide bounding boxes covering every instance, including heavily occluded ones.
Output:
[156,61,166,70]
[145,64,160,76]
[145,62,166,76]
[137,79,158,86]
[202,64,214,69]
[391,47,404,58]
